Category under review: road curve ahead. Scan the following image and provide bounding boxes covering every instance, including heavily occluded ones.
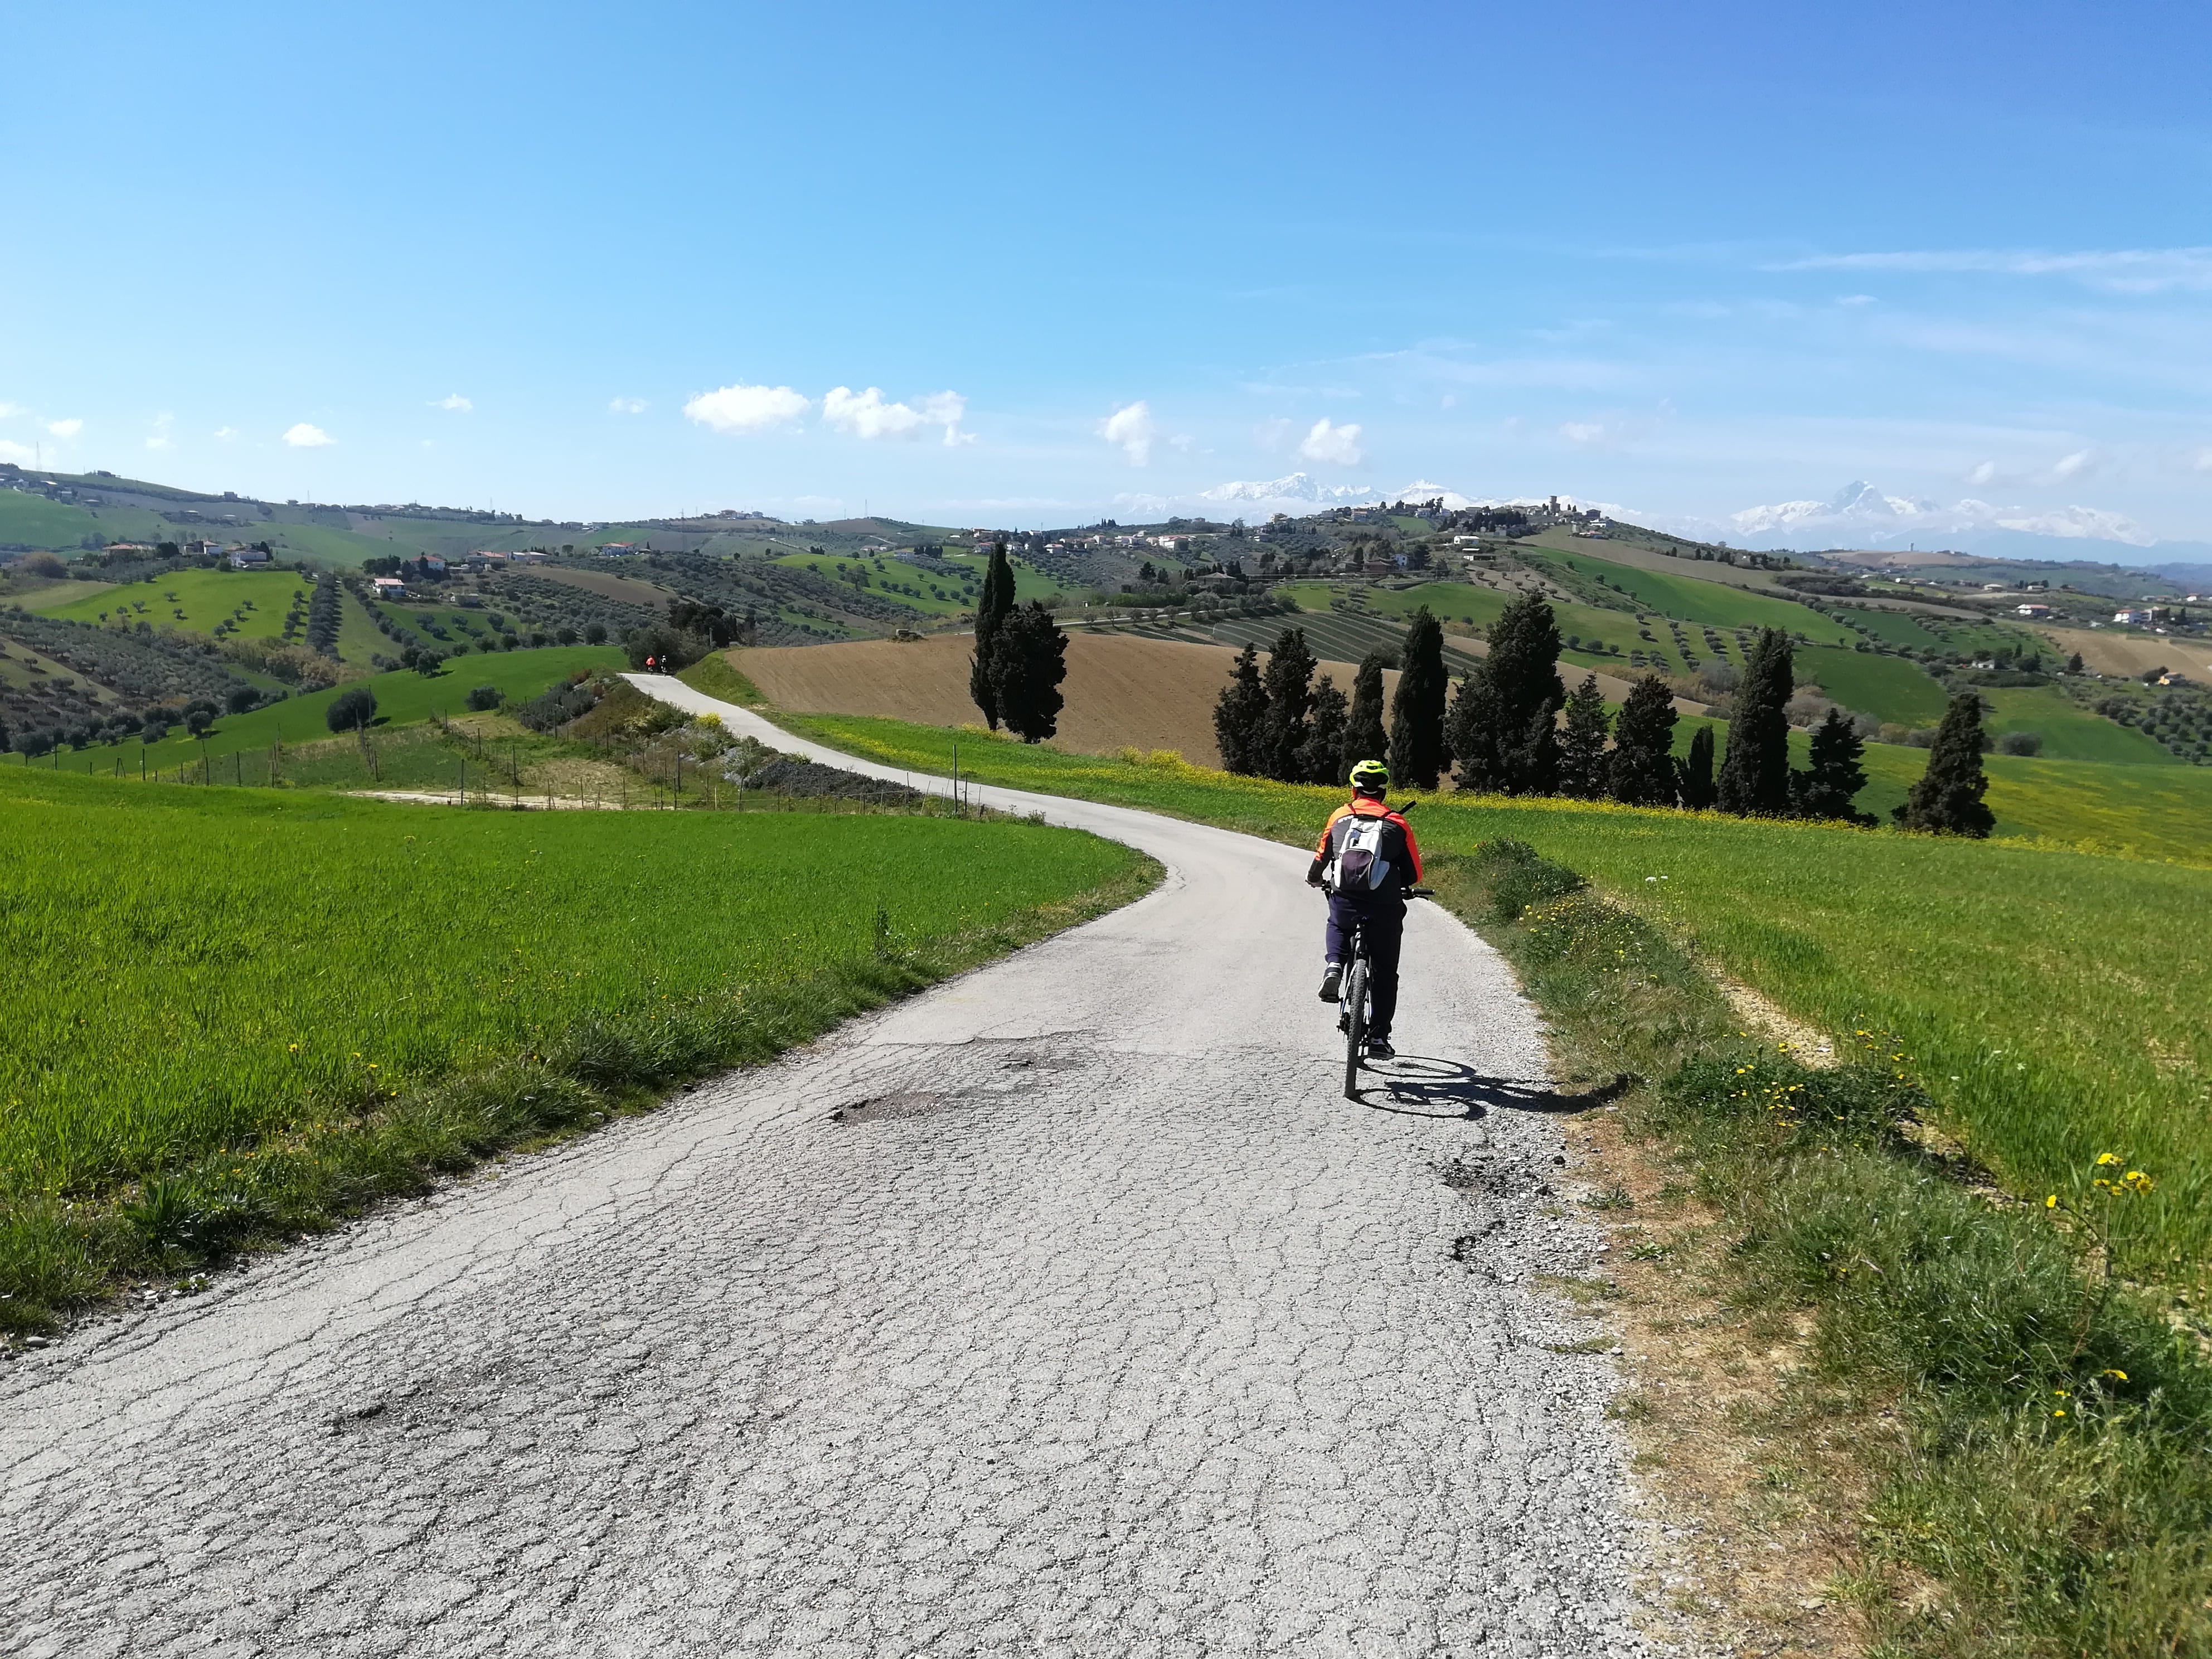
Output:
[1,679,1665,1658]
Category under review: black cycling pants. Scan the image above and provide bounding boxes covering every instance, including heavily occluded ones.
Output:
[1326,893,1405,1041]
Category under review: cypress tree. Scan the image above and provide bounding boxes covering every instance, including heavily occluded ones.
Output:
[1388,605,1449,788]
[1792,708,1874,824]
[1677,725,1718,808]
[1556,674,1611,798]
[1476,592,1565,794]
[1607,675,1679,806]
[991,600,1069,743]
[1296,673,1348,784]
[1716,628,1793,816]
[968,541,1017,728]
[1446,664,1503,793]
[1341,652,1389,779]
[1895,692,1995,837]
[1502,698,1559,796]
[1258,627,1318,782]
[1212,643,1270,774]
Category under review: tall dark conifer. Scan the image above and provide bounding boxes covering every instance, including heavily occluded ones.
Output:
[1895,692,1995,837]
[1474,592,1565,794]
[1341,653,1389,779]
[968,541,1017,728]
[1297,673,1348,784]
[1716,628,1793,816]
[991,600,1069,743]
[1388,606,1448,789]
[1792,709,1875,824]
[1212,643,1270,775]
[1556,675,1611,799]
[1677,725,1718,809]
[1258,627,1318,783]
[1607,675,1680,806]
[1446,664,1503,793]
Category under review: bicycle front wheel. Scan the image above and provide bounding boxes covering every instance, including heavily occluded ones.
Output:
[1342,957,1368,1099]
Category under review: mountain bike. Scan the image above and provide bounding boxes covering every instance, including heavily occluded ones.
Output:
[1337,887,1432,1099]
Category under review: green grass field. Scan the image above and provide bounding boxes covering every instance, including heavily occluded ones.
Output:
[0,765,1151,1314]
[0,491,169,550]
[1978,683,2174,763]
[1794,643,1952,726]
[1529,547,1859,641]
[775,711,2212,1274]
[31,568,309,641]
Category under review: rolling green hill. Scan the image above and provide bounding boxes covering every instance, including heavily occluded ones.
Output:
[6,646,623,777]
[32,568,309,641]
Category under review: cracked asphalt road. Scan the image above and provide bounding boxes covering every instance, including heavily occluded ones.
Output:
[1,681,1664,1658]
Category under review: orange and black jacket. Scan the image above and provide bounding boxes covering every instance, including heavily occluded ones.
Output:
[1307,796,1424,895]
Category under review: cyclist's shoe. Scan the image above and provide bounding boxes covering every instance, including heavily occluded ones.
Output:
[1318,964,1343,1002]
[1364,1037,1396,1060]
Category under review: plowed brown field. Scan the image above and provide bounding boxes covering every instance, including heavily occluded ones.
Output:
[727,630,1694,768]
[729,632,1385,768]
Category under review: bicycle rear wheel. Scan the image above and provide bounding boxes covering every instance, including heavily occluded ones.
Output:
[1342,957,1368,1098]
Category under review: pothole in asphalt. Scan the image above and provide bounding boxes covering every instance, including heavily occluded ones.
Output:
[829,1092,952,1126]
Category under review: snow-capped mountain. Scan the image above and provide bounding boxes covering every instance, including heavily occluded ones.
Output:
[1718,480,2156,551]
[1199,473,1380,507]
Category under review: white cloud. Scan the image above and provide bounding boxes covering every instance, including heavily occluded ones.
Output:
[1099,401,1157,465]
[45,418,82,439]
[0,439,33,463]
[214,426,239,442]
[1254,416,1295,452]
[1559,421,1609,447]
[1966,450,2104,489]
[146,413,174,451]
[434,393,473,412]
[1298,418,1364,466]
[1772,246,2212,294]
[685,383,811,434]
[916,390,976,445]
[2193,448,2212,474]
[283,423,334,448]
[609,396,649,415]
[820,385,972,444]
[0,402,24,419]
[1112,492,1173,516]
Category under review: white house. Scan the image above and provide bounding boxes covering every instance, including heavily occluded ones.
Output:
[370,576,405,597]
[2016,603,2051,618]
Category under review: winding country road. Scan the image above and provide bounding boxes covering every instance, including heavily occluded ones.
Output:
[1,681,1666,1658]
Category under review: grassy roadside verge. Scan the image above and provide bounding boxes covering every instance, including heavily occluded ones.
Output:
[0,767,1158,1331]
[1432,840,2211,1656]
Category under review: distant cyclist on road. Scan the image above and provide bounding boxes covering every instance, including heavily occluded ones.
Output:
[1308,759,1424,1060]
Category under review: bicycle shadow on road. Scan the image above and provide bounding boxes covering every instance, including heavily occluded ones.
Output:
[1354,1056,1633,1121]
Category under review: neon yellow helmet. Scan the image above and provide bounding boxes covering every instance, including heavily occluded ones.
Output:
[1348,759,1390,790]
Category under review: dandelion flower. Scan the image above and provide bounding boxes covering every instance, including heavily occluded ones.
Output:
[2046,1195,2059,1209]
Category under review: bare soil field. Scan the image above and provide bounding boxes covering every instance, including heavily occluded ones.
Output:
[527,566,673,610]
[730,632,1382,768]
[2044,624,2212,681]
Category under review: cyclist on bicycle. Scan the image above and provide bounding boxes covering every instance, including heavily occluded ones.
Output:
[1308,758,1424,1060]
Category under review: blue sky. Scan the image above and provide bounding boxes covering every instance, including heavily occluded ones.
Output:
[5,1,2211,544]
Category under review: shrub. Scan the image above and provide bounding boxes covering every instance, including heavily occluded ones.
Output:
[1997,730,2044,756]
[326,686,377,733]
[465,685,502,712]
